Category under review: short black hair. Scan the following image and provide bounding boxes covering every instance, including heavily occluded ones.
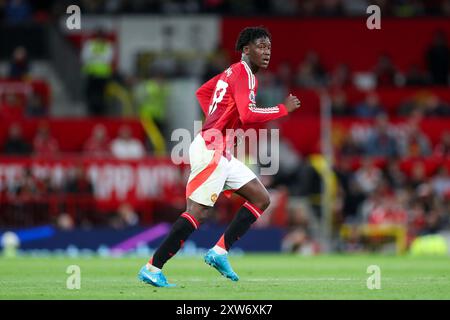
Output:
[235,26,271,52]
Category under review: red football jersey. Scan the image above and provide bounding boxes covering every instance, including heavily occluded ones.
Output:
[195,60,288,155]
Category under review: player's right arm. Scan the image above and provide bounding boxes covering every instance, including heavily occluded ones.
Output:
[195,74,221,115]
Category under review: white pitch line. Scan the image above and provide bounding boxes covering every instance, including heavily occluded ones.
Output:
[181,278,363,282]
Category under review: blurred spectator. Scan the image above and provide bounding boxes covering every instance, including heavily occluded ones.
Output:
[334,156,365,220]
[398,121,432,157]
[33,123,59,156]
[0,92,24,120]
[257,70,285,107]
[329,63,352,89]
[404,64,430,86]
[83,124,111,157]
[202,47,230,83]
[109,203,140,229]
[295,51,327,88]
[354,92,384,118]
[363,185,408,225]
[297,157,323,218]
[258,61,293,109]
[330,91,352,117]
[383,158,407,190]
[365,114,398,157]
[397,93,446,117]
[407,162,427,190]
[80,0,104,14]
[2,0,450,18]
[341,0,368,16]
[26,92,47,117]
[299,0,319,16]
[5,0,31,24]
[433,131,450,158]
[270,139,303,194]
[149,34,181,77]
[392,0,424,17]
[65,165,93,195]
[110,125,146,159]
[56,213,75,230]
[317,0,344,16]
[373,54,398,87]
[431,166,450,198]
[8,46,30,79]
[415,182,446,234]
[275,61,294,89]
[422,95,450,117]
[271,0,300,15]
[2,123,31,155]
[134,72,169,139]
[339,132,365,156]
[425,30,450,85]
[12,168,37,198]
[353,157,383,194]
[81,28,115,115]
[281,199,318,254]
[408,197,427,235]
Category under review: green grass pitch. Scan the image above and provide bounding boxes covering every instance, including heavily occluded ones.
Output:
[1,254,449,300]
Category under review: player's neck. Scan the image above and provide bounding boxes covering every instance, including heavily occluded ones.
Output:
[241,56,259,74]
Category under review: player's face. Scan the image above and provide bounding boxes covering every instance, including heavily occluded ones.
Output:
[248,37,271,69]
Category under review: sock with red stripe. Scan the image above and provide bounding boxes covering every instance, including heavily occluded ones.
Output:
[150,212,198,269]
[215,202,261,252]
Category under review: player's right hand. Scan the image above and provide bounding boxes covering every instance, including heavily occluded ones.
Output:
[284,94,301,112]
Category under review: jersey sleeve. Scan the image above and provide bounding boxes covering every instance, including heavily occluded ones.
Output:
[231,65,288,125]
[195,74,221,115]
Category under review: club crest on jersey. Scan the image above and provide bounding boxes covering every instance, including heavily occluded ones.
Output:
[211,193,218,203]
[225,67,232,77]
[249,90,256,103]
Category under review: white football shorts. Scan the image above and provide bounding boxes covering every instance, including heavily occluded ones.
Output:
[186,134,257,207]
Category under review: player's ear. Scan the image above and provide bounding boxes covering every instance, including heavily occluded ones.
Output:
[242,45,250,55]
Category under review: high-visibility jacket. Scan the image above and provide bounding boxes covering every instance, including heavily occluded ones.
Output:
[81,39,113,78]
[134,79,168,122]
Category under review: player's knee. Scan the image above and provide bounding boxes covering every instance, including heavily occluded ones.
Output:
[186,200,211,225]
[189,207,210,225]
[261,197,271,212]
[196,209,210,224]
[254,193,270,212]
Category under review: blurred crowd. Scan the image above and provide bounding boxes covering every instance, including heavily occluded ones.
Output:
[335,113,450,158]
[0,162,140,229]
[2,122,148,159]
[266,132,450,254]
[0,121,146,227]
[2,0,450,22]
[78,27,450,125]
[256,30,450,100]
